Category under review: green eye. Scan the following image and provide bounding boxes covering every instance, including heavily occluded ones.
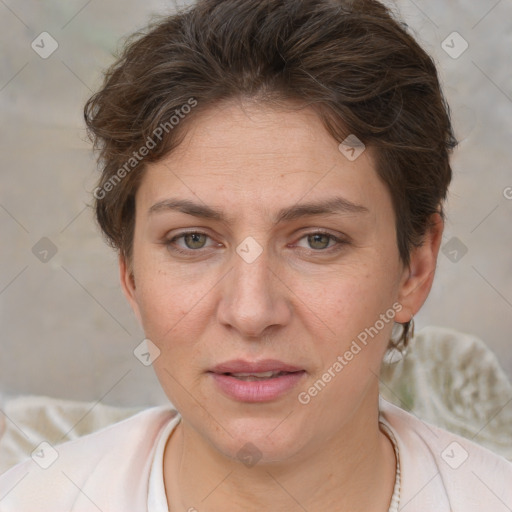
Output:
[165,231,215,255]
[182,233,208,249]
[165,230,347,257]
[294,231,349,255]
[307,233,332,250]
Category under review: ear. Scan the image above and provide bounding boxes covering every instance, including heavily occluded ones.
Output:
[119,253,143,326]
[395,213,444,323]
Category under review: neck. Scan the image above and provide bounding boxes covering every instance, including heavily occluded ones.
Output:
[163,392,396,512]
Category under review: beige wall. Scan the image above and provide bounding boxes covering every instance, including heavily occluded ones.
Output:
[1,0,511,406]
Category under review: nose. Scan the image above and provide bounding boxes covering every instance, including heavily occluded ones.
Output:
[216,244,292,340]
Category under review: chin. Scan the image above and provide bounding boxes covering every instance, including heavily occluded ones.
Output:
[210,416,308,466]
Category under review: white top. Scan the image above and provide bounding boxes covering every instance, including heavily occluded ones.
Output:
[147,414,175,512]
[379,420,401,512]
[147,411,402,512]
[145,414,404,512]
[1,398,511,511]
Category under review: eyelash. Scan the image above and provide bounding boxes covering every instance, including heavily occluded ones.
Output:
[164,230,349,256]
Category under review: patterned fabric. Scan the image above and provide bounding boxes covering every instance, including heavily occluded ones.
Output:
[380,326,512,461]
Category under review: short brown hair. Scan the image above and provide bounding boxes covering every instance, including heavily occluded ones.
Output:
[84,0,457,269]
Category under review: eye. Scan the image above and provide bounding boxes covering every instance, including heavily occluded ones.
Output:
[295,231,347,252]
[180,232,208,249]
[163,230,348,256]
[165,231,218,254]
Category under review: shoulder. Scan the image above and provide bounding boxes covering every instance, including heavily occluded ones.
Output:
[0,405,180,511]
[379,398,512,512]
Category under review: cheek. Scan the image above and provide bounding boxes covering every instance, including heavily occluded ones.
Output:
[132,244,213,340]
[132,263,220,394]
[133,277,184,361]
[300,261,395,332]
[294,275,398,415]
[297,261,399,372]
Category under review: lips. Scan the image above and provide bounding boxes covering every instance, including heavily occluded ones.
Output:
[208,359,306,400]
[210,359,304,375]
[228,370,288,381]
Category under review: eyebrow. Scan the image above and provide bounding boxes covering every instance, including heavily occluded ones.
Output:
[148,196,369,224]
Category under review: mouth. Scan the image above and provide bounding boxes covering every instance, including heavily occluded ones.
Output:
[218,370,303,381]
[208,360,306,402]
[210,358,304,375]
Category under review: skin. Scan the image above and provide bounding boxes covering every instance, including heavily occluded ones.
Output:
[120,99,443,511]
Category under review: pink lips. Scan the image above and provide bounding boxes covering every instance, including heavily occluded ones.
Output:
[209,359,306,403]
[211,359,303,374]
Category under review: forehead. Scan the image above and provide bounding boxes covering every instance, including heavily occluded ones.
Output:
[136,101,389,220]
[160,100,367,173]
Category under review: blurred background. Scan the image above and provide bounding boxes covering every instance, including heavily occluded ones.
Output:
[1,0,511,407]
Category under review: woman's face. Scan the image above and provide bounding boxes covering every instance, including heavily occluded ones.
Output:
[121,101,439,464]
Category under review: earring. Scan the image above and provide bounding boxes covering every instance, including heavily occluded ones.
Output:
[384,315,414,364]
[401,315,415,355]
